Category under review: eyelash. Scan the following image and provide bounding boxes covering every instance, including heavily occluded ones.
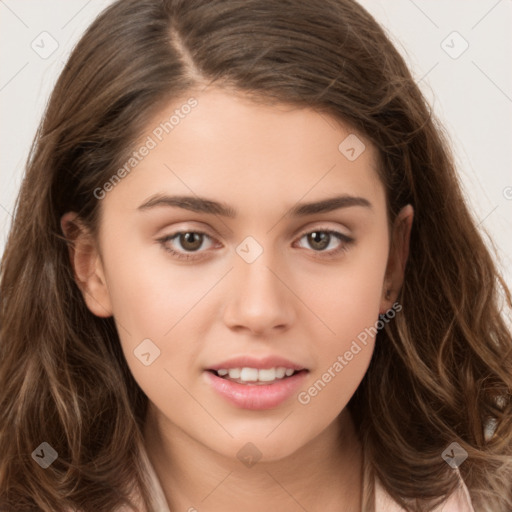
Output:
[156,227,355,262]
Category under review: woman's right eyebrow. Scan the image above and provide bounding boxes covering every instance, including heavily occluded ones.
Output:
[137,194,237,216]
[137,194,373,217]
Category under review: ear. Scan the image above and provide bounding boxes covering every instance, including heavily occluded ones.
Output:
[60,212,113,318]
[379,204,414,314]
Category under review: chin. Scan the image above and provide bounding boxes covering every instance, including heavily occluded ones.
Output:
[208,431,312,465]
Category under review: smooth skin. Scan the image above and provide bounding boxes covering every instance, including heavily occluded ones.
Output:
[62,87,413,511]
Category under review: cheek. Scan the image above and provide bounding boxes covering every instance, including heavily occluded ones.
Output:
[306,232,389,343]
[294,233,388,410]
[99,235,225,399]
[295,286,380,425]
[100,232,219,338]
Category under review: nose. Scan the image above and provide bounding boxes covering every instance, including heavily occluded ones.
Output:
[222,254,295,336]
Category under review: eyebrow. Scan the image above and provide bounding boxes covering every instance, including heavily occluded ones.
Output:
[137,194,372,217]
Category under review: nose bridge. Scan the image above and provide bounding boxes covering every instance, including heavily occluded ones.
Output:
[223,238,294,332]
[238,255,279,298]
[236,246,285,307]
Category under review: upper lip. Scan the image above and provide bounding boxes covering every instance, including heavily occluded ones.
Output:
[207,355,308,371]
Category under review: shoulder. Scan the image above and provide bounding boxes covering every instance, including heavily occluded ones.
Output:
[374,471,475,512]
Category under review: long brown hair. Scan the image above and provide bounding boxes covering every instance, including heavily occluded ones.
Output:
[1,0,511,510]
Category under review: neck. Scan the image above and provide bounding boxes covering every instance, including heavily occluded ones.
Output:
[143,407,363,512]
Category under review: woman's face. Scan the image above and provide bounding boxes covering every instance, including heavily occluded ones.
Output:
[67,87,412,461]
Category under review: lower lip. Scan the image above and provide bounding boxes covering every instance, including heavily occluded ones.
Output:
[204,370,308,410]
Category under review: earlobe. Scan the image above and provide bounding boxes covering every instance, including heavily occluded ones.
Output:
[60,212,113,318]
[379,204,414,314]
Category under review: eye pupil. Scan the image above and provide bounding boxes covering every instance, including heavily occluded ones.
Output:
[180,232,203,251]
[308,231,330,250]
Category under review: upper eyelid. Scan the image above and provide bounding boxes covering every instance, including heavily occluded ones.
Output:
[159,219,351,237]
[160,224,350,239]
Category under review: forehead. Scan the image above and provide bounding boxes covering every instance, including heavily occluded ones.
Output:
[101,87,385,217]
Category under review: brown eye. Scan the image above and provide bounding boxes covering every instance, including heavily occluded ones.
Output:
[157,230,216,260]
[295,228,355,258]
[179,232,204,251]
[307,231,331,251]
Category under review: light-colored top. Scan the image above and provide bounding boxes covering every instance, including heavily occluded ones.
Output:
[372,472,475,512]
[139,446,476,512]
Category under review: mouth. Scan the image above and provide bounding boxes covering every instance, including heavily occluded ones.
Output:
[204,357,309,410]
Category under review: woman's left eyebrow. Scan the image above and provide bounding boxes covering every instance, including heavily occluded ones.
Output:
[137,194,372,217]
[289,195,372,216]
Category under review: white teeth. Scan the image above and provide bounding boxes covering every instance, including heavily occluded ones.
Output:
[275,367,286,378]
[228,368,241,379]
[258,368,277,382]
[214,366,298,382]
[240,367,259,381]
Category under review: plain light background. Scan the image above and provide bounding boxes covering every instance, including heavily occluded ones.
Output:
[1,0,511,288]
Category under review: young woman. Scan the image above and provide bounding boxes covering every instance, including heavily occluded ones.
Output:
[0,0,510,511]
